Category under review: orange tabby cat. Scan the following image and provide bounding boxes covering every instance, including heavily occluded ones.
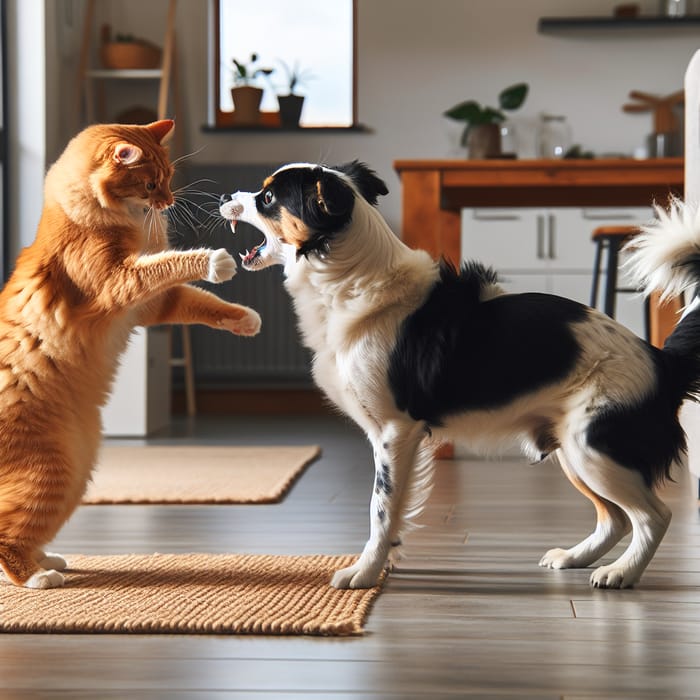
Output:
[0,119,260,588]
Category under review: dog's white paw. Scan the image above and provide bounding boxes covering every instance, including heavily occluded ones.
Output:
[38,552,67,571]
[25,569,65,589]
[331,562,382,589]
[590,564,638,589]
[219,309,261,337]
[539,548,575,569]
[207,248,238,283]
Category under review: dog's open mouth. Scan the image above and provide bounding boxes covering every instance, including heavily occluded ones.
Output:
[240,241,266,267]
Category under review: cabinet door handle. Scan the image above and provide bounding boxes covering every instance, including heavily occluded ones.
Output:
[548,214,556,259]
[581,210,638,220]
[536,215,545,259]
[472,212,520,221]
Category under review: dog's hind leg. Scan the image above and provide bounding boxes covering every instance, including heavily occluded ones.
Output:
[539,448,631,570]
[331,420,431,589]
[581,456,671,588]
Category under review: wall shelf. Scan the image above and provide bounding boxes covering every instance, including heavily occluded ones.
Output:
[85,69,164,80]
[201,123,370,134]
[538,15,700,32]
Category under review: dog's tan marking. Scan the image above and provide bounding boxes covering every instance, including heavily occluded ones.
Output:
[263,175,274,189]
[315,181,330,213]
[268,209,313,249]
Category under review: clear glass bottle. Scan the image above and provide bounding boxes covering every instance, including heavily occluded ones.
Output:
[538,114,572,159]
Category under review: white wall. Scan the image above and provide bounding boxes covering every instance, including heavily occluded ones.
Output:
[47,0,700,237]
[7,0,48,263]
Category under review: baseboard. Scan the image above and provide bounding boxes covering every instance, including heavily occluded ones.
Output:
[172,388,334,415]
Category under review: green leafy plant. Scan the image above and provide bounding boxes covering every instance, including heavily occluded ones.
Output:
[444,83,529,146]
[231,53,274,87]
[277,59,315,95]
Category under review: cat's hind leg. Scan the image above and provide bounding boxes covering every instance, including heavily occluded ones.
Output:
[0,544,65,588]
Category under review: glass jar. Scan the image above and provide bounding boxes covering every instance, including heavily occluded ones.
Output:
[538,114,572,159]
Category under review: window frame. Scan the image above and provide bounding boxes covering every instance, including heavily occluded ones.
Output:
[209,0,358,130]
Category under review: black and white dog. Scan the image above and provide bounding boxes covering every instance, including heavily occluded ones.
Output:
[220,161,700,590]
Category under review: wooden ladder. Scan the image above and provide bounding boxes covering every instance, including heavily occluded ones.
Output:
[76,0,196,417]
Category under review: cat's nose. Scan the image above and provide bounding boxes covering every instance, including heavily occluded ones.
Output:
[219,193,232,204]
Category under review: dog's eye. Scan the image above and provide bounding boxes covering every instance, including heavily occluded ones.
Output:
[262,189,275,206]
[145,182,156,191]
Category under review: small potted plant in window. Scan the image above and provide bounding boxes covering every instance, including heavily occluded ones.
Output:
[230,53,274,125]
[276,59,315,128]
[444,83,528,159]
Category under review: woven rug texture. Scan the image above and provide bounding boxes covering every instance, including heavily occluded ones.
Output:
[0,553,383,636]
[82,445,320,504]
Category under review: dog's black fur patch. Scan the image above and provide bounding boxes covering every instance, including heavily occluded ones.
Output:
[335,160,389,205]
[388,260,588,424]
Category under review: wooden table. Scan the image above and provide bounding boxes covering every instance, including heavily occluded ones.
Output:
[394,157,684,347]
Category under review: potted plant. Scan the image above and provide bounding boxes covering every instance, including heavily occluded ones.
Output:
[444,83,528,159]
[230,53,274,125]
[276,60,315,127]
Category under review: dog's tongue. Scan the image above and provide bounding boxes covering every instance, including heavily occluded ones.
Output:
[240,241,265,265]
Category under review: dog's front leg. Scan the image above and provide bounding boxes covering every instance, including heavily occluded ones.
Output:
[331,421,426,589]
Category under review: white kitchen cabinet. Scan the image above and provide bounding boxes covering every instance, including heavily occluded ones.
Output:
[461,206,654,337]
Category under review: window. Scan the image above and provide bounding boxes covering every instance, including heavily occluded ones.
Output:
[211,0,356,129]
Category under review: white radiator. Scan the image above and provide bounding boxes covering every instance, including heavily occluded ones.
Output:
[173,164,312,387]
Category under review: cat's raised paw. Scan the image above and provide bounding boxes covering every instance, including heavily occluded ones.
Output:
[207,248,238,283]
[219,309,262,336]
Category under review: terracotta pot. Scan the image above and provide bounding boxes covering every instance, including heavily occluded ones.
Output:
[101,41,162,69]
[231,86,264,126]
[277,94,305,127]
[466,123,502,159]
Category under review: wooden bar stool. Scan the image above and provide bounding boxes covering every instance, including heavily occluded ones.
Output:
[590,225,650,340]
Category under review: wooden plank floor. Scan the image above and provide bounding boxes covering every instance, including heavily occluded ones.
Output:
[2,413,700,698]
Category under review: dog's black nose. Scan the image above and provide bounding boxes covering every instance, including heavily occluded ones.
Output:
[219,193,232,204]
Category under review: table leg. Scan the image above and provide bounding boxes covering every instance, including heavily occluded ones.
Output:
[649,292,682,348]
[399,171,461,265]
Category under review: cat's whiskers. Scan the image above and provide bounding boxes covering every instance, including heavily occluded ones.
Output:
[169,146,206,170]
[168,182,228,245]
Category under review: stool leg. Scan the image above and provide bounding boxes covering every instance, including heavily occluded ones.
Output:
[643,296,651,343]
[604,240,620,318]
[590,240,603,308]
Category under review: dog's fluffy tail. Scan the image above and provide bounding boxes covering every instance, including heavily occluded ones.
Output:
[624,198,700,302]
[625,198,700,400]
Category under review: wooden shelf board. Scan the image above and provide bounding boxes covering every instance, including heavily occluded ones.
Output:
[86,68,164,79]
[538,15,700,31]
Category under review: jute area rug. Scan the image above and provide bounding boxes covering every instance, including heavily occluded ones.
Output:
[82,444,321,504]
[0,553,384,636]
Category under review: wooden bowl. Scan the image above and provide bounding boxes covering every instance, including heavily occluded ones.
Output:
[101,41,162,70]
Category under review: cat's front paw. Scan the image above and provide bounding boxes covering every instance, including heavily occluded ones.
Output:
[207,248,238,283]
[218,308,262,336]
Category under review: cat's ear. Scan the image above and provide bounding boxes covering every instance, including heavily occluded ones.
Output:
[146,119,175,143]
[113,143,143,165]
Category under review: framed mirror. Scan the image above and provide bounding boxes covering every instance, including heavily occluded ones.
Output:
[211,0,357,129]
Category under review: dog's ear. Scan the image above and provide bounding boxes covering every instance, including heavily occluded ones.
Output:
[334,160,389,206]
[312,167,355,220]
[295,168,355,260]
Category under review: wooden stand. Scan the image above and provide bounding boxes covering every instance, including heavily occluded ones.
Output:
[77,0,195,418]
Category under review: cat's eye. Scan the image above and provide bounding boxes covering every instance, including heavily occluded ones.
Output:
[262,189,275,206]
[145,182,156,191]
